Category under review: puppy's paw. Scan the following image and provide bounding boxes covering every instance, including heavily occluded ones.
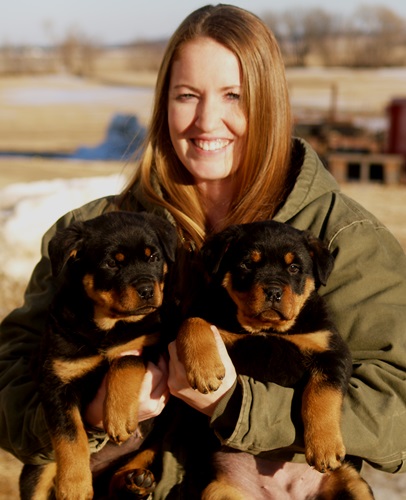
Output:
[105,411,138,444]
[187,356,226,394]
[305,435,346,473]
[177,318,225,393]
[124,468,156,498]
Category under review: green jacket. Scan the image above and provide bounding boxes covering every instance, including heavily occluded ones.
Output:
[1,139,406,496]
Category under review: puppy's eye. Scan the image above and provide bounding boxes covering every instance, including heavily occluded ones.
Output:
[288,264,300,274]
[105,258,118,269]
[148,252,160,263]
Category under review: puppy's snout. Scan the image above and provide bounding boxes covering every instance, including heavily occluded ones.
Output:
[135,279,155,300]
[264,285,283,303]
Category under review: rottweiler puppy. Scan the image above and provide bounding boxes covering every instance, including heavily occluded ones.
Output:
[19,211,177,500]
[177,220,374,500]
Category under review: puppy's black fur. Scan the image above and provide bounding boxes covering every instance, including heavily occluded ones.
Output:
[177,220,374,500]
[19,211,177,500]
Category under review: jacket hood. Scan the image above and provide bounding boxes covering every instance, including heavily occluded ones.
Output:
[274,138,340,223]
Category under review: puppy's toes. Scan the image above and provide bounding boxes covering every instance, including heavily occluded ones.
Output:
[306,441,346,473]
[106,416,138,444]
[188,361,225,393]
[125,468,156,496]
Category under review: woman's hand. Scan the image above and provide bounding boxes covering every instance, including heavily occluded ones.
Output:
[167,326,237,416]
[85,354,170,430]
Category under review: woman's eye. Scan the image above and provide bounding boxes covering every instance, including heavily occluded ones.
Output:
[226,92,240,101]
[176,93,197,101]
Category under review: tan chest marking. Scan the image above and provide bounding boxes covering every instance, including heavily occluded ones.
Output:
[282,330,331,353]
[52,355,103,384]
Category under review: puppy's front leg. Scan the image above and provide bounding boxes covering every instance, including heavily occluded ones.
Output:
[104,355,146,444]
[44,403,93,500]
[177,317,225,393]
[302,373,346,473]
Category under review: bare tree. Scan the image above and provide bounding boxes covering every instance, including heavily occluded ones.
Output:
[59,28,100,76]
[262,8,343,66]
[302,9,345,66]
[344,6,406,67]
[262,5,406,68]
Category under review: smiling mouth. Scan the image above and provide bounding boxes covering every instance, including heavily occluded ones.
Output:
[192,139,230,151]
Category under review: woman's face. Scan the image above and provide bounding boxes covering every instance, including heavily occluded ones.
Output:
[168,37,247,187]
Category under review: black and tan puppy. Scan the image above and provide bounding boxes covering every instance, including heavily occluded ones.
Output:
[19,211,177,500]
[177,220,374,500]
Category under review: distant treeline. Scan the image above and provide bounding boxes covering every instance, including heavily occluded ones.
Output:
[0,5,405,75]
[264,5,406,67]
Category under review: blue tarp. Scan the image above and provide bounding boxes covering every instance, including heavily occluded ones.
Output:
[0,113,146,161]
[74,114,146,160]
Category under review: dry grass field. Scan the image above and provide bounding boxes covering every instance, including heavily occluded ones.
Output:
[0,69,405,499]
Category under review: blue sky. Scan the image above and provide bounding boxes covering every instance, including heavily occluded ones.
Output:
[1,0,406,46]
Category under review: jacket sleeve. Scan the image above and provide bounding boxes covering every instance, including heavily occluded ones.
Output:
[0,198,114,464]
[211,204,406,474]
[323,212,406,473]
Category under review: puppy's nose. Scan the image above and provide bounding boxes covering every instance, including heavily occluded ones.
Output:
[265,286,283,303]
[135,281,154,300]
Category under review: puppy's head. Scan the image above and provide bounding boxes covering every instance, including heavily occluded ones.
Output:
[202,220,334,333]
[48,211,178,329]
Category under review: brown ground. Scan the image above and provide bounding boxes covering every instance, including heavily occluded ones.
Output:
[0,70,405,499]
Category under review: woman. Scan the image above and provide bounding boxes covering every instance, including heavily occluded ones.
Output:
[1,4,405,498]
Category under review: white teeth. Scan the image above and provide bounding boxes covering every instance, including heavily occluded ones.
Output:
[194,139,230,151]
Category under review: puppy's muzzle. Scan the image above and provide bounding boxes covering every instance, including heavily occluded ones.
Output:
[134,278,156,300]
[264,285,283,303]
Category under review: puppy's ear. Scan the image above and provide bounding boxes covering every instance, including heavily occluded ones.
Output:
[48,222,86,277]
[202,225,242,277]
[304,232,334,287]
[144,213,178,263]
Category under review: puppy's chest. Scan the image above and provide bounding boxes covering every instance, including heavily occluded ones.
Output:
[226,330,313,387]
[45,314,162,383]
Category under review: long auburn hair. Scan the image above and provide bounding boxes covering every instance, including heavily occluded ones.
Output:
[119,4,292,248]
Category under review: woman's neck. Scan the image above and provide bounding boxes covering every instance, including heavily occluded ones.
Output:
[197,178,235,232]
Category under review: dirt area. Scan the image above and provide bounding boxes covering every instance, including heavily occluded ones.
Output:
[0,74,154,153]
[0,71,405,499]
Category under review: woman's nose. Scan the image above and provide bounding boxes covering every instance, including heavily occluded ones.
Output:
[195,96,221,132]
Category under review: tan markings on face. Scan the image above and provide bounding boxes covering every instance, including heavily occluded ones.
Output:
[52,355,103,384]
[105,332,161,360]
[283,330,331,353]
[222,273,316,333]
[82,275,164,329]
[295,276,316,313]
[284,252,295,265]
[115,252,125,262]
[93,289,163,330]
[83,274,115,310]
[69,249,78,259]
[251,250,262,263]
